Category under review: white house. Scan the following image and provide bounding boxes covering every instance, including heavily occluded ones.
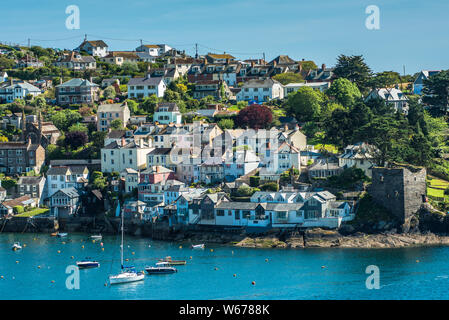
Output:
[45,166,89,199]
[284,82,330,97]
[101,140,153,173]
[0,81,41,103]
[120,168,140,193]
[153,102,182,124]
[338,142,376,177]
[236,78,284,102]
[75,40,108,57]
[127,75,166,99]
[135,44,172,57]
[365,88,409,114]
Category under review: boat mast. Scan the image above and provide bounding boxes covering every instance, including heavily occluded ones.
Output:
[121,207,124,270]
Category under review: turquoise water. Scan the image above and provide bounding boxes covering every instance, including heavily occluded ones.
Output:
[1,233,449,300]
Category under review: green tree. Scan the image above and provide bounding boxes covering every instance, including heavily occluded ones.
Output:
[272,72,304,85]
[68,123,88,133]
[326,78,361,107]
[287,86,325,122]
[141,95,158,114]
[217,118,234,129]
[110,119,124,130]
[370,71,401,88]
[334,54,372,92]
[103,85,116,100]
[422,70,449,116]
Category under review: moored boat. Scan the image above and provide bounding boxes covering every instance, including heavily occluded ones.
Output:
[57,233,68,238]
[191,244,205,249]
[76,259,100,269]
[158,256,186,266]
[108,209,144,285]
[91,235,102,241]
[145,266,177,274]
[12,242,22,251]
[50,232,58,237]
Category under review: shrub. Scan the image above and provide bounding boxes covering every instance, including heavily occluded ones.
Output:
[235,104,273,129]
[260,182,279,192]
[13,205,24,214]
[249,176,260,187]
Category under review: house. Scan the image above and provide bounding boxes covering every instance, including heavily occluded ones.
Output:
[277,124,307,151]
[153,102,182,124]
[55,78,99,105]
[265,142,301,176]
[305,64,335,83]
[365,87,409,114]
[188,192,230,225]
[338,142,376,177]
[100,51,140,66]
[147,68,181,85]
[16,176,46,204]
[236,78,284,102]
[135,44,172,57]
[25,117,61,148]
[146,148,176,172]
[166,57,198,76]
[0,139,45,175]
[127,75,166,99]
[120,168,140,193]
[192,80,231,100]
[308,157,343,179]
[75,39,108,57]
[101,140,153,173]
[49,188,80,218]
[54,51,96,70]
[0,81,41,103]
[223,149,260,182]
[45,165,89,199]
[123,200,146,219]
[97,102,130,132]
[413,70,441,95]
[0,195,36,216]
[104,130,135,146]
[205,53,235,64]
[101,78,120,88]
[284,82,330,96]
[16,56,44,68]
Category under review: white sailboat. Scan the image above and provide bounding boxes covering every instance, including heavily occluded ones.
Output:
[109,208,144,285]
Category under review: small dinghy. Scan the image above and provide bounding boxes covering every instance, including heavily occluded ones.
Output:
[76,259,100,269]
[158,256,186,266]
[91,235,102,241]
[145,266,177,275]
[57,233,68,238]
[12,242,22,251]
[191,244,205,249]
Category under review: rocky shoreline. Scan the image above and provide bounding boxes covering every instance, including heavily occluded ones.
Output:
[233,229,449,249]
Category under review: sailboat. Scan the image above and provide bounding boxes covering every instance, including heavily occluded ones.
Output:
[108,207,144,285]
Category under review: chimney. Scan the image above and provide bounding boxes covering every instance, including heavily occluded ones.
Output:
[322,63,326,70]
[9,77,13,86]
[60,77,63,85]
[89,76,93,83]
[121,137,126,147]
[295,124,299,131]
[156,166,160,173]
[284,124,288,132]
[250,61,255,67]
[273,60,277,67]
[139,138,144,148]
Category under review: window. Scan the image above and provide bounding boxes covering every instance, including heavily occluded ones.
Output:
[216,210,224,216]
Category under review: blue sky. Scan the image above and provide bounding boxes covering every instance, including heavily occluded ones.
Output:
[2,0,449,74]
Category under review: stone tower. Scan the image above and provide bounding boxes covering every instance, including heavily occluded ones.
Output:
[369,164,427,232]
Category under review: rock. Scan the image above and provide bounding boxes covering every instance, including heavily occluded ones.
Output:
[339,224,355,235]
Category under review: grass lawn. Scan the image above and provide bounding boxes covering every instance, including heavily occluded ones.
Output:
[427,177,449,201]
[314,144,339,154]
[15,208,49,217]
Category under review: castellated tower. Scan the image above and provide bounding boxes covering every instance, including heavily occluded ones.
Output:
[369,164,427,232]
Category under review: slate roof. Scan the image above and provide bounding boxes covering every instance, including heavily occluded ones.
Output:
[17,176,45,185]
[56,78,98,88]
[97,102,128,113]
[128,76,164,86]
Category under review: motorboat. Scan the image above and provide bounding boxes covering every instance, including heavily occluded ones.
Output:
[145,266,177,275]
[12,242,22,251]
[191,244,205,249]
[76,259,100,269]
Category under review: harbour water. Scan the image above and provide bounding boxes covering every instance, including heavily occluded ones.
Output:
[1,233,449,300]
